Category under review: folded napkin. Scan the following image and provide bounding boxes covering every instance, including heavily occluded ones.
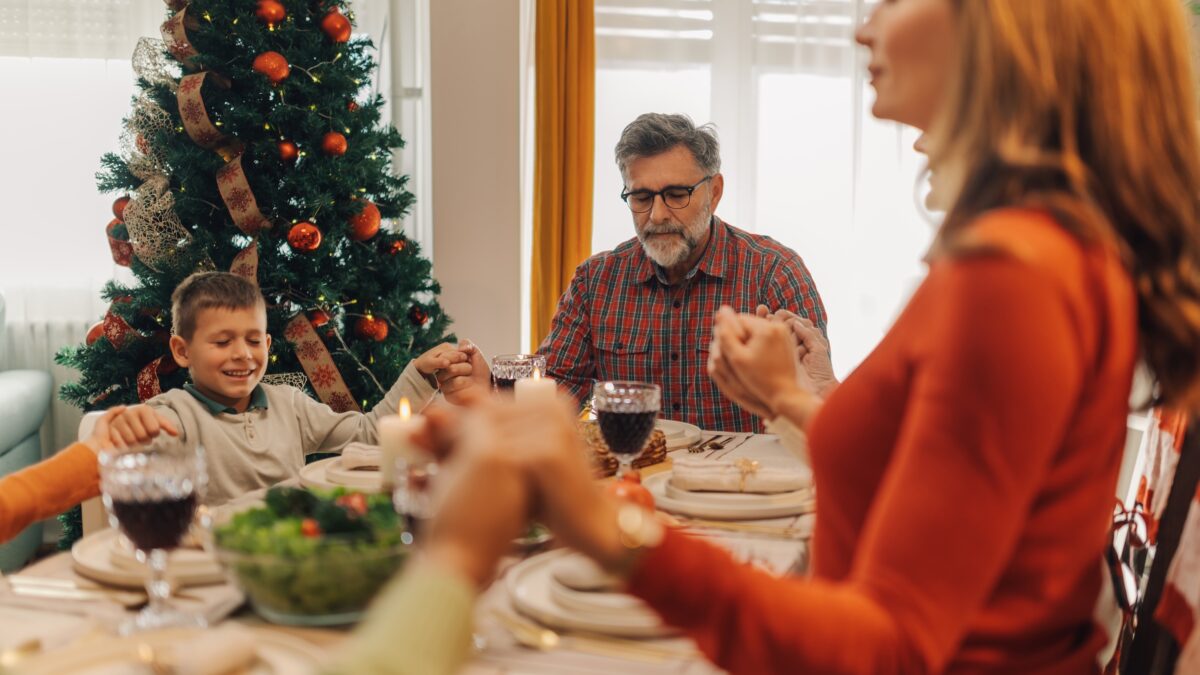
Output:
[340,442,383,470]
[670,457,810,494]
[168,625,258,675]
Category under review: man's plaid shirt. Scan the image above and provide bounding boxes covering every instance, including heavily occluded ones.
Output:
[538,218,827,432]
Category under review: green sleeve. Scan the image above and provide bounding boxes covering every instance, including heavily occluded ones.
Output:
[325,563,476,675]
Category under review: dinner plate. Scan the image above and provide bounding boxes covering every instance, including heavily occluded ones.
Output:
[16,626,325,674]
[655,419,702,450]
[508,550,677,638]
[646,472,815,520]
[548,575,650,617]
[72,528,225,589]
[299,456,384,492]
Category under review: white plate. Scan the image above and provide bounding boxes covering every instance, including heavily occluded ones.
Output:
[72,528,225,589]
[646,472,814,520]
[508,550,676,638]
[17,626,325,674]
[656,419,702,450]
[299,456,384,492]
[548,576,650,617]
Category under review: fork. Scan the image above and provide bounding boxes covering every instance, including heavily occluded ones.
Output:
[689,434,729,453]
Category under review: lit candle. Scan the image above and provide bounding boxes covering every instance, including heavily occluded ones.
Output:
[515,367,556,404]
[378,397,421,491]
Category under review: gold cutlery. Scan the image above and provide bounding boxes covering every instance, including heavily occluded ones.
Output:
[690,435,728,454]
[8,575,202,604]
[491,609,697,662]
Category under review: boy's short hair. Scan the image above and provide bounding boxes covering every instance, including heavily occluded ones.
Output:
[170,272,265,340]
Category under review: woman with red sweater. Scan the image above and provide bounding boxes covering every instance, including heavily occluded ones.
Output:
[381,1,1200,674]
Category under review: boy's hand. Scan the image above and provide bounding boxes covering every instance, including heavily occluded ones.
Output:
[413,343,470,376]
[105,404,180,450]
[435,340,492,406]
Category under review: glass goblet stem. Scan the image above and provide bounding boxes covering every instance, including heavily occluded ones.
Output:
[145,548,173,614]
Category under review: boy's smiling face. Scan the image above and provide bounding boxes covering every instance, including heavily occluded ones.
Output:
[169,304,271,412]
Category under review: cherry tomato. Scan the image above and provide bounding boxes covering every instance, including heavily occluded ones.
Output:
[301,518,322,538]
[336,492,368,516]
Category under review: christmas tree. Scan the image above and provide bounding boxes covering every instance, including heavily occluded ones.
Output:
[56,0,452,543]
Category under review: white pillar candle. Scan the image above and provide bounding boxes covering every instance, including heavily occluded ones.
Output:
[515,367,557,404]
[378,397,421,491]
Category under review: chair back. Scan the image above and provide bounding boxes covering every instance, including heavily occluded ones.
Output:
[77,411,109,536]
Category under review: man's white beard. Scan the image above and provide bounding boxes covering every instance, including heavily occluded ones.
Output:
[638,207,710,269]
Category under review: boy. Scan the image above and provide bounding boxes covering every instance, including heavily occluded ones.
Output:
[107,272,488,506]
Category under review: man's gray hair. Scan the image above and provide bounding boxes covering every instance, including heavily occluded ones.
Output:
[614,113,721,178]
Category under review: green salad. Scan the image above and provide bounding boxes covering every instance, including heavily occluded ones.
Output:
[215,486,409,623]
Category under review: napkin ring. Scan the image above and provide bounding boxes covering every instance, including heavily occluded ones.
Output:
[734,458,760,492]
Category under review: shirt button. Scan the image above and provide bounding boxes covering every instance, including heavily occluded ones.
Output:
[672,300,682,309]
[670,352,679,361]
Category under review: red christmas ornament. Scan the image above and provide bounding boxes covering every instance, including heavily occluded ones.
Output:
[346,100,359,112]
[85,321,105,346]
[321,131,347,156]
[408,304,429,327]
[348,201,381,241]
[354,315,389,341]
[255,0,286,25]
[309,309,330,327]
[135,134,151,155]
[388,239,407,255]
[320,10,352,43]
[112,195,131,222]
[253,51,290,84]
[287,222,322,252]
[277,139,298,163]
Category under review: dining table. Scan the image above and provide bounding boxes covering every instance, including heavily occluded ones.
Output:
[0,430,813,674]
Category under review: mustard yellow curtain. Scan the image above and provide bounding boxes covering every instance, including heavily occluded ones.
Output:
[531,0,595,351]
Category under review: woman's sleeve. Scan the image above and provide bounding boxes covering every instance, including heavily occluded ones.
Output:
[627,255,1089,674]
[0,443,100,544]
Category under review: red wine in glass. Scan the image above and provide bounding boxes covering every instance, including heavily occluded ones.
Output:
[597,410,657,456]
[111,493,197,552]
[493,376,517,391]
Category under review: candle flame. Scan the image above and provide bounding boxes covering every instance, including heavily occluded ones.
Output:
[399,397,411,419]
[532,367,542,381]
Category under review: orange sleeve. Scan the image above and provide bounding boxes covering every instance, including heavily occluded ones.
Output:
[627,255,1088,673]
[0,443,100,544]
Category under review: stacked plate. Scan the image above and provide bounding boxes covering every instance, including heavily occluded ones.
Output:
[72,528,225,589]
[655,419,702,451]
[645,464,815,520]
[508,550,676,638]
[299,456,382,492]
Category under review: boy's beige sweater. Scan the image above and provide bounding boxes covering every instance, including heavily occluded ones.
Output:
[144,362,435,506]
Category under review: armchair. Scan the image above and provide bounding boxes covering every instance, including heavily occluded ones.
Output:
[0,292,54,571]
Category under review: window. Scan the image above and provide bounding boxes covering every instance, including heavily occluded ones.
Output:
[594,0,935,375]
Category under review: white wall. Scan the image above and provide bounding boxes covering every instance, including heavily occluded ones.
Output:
[429,0,523,355]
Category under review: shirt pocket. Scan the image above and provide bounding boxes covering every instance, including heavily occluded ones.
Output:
[594,331,651,383]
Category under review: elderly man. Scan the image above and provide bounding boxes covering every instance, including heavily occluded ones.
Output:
[538,113,827,432]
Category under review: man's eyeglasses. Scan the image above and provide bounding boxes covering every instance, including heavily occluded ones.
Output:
[620,175,714,213]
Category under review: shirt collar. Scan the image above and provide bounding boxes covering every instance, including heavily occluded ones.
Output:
[636,217,728,285]
[183,383,269,414]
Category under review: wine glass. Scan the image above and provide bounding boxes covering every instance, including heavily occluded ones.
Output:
[490,354,547,393]
[391,454,439,541]
[592,381,661,478]
[99,443,206,634]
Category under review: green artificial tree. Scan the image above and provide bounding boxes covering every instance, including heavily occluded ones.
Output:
[55,0,452,546]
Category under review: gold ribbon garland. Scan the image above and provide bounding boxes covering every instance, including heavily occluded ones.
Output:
[283,314,362,413]
[230,241,259,284]
[176,73,228,149]
[160,8,199,69]
[216,156,272,235]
